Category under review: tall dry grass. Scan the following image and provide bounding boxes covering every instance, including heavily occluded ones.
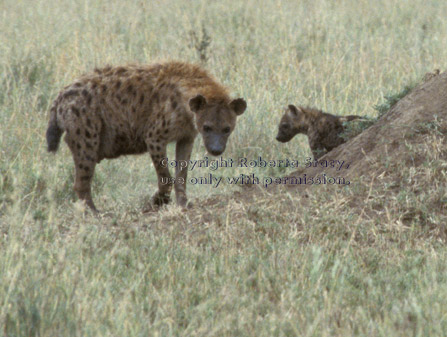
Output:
[1,0,447,335]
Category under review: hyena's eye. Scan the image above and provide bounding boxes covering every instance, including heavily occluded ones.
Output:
[203,125,213,133]
[281,124,290,130]
[222,127,231,134]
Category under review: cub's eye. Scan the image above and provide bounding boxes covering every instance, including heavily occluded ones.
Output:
[222,127,231,134]
[281,124,290,130]
[203,125,212,132]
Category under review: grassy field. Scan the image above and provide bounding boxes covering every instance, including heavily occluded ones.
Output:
[1,0,447,335]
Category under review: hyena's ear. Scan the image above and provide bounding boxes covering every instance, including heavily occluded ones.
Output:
[288,104,299,116]
[189,95,207,113]
[230,98,247,116]
[288,104,304,116]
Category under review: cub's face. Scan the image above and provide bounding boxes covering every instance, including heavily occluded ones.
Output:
[276,104,309,143]
[189,95,247,156]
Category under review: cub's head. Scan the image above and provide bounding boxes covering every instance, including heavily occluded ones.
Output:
[276,104,310,143]
[189,95,247,156]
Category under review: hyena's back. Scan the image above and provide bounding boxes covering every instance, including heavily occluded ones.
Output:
[47,63,196,162]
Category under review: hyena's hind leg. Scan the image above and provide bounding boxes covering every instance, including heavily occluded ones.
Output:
[65,125,100,212]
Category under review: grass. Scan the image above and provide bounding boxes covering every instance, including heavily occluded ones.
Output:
[341,82,417,141]
[1,0,447,335]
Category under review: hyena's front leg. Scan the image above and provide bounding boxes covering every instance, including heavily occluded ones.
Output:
[149,143,172,207]
[174,137,195,208]
[309,137,327,160]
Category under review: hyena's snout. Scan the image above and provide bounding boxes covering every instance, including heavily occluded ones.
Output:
[205,133,229,156]
[275,127,294,143]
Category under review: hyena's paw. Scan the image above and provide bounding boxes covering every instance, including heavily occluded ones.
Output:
[142,192,171,213]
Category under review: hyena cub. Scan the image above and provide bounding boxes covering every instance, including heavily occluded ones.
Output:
[46,61,247,212]
[276,105,361,159]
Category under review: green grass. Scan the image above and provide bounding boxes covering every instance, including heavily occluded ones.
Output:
[1,0,447,335]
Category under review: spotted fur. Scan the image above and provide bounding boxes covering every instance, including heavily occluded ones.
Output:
[276,104,360,159]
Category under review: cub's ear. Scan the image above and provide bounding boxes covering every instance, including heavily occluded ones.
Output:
[230,98,247,116]
[189,95,207,113]
[288,104,299,116]
[288,104,305,116]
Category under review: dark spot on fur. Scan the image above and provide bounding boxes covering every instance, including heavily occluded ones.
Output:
[72,107,80,117]
[127,84,133,94]
[121,98,128,105]
[149,144,154,150]
[86,118,92,128]
[132,106,136,113]
[116,94,121,102]
[81,89,92,105]
[77,143,81,149]
[78,164,84,169]
[115,81,121,90]
[139,94,145,104]
[81,176,90,181]
[148,132,152,137]
[85,130,91,138]
[116,134,127,144]
[101,84,107,92]
[83,167,90,172]
[76,128,80,135]
[85,154,94,161]
[62,89,79,99]
[91,82,98,90]
[156,145,161,151]
[114,67,127,75]
[164,129,169,134]
[81,107,86,114]
[152,92,159,103]
[74,83,82,88]
[172,100,177,109]
[85,142,92,149]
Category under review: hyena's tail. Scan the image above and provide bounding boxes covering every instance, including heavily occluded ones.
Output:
[46,104,63,152]
[339,115,367,123]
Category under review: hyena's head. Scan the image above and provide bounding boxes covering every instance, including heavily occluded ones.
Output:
[189,95,247,156]
[276,104,309,143]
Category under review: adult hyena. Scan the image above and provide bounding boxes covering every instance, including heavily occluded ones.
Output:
[276,104,361,159]
[46,62,247,212]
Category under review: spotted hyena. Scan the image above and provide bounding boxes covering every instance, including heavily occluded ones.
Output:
[276,104,361,159]
[46,62,247,212]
